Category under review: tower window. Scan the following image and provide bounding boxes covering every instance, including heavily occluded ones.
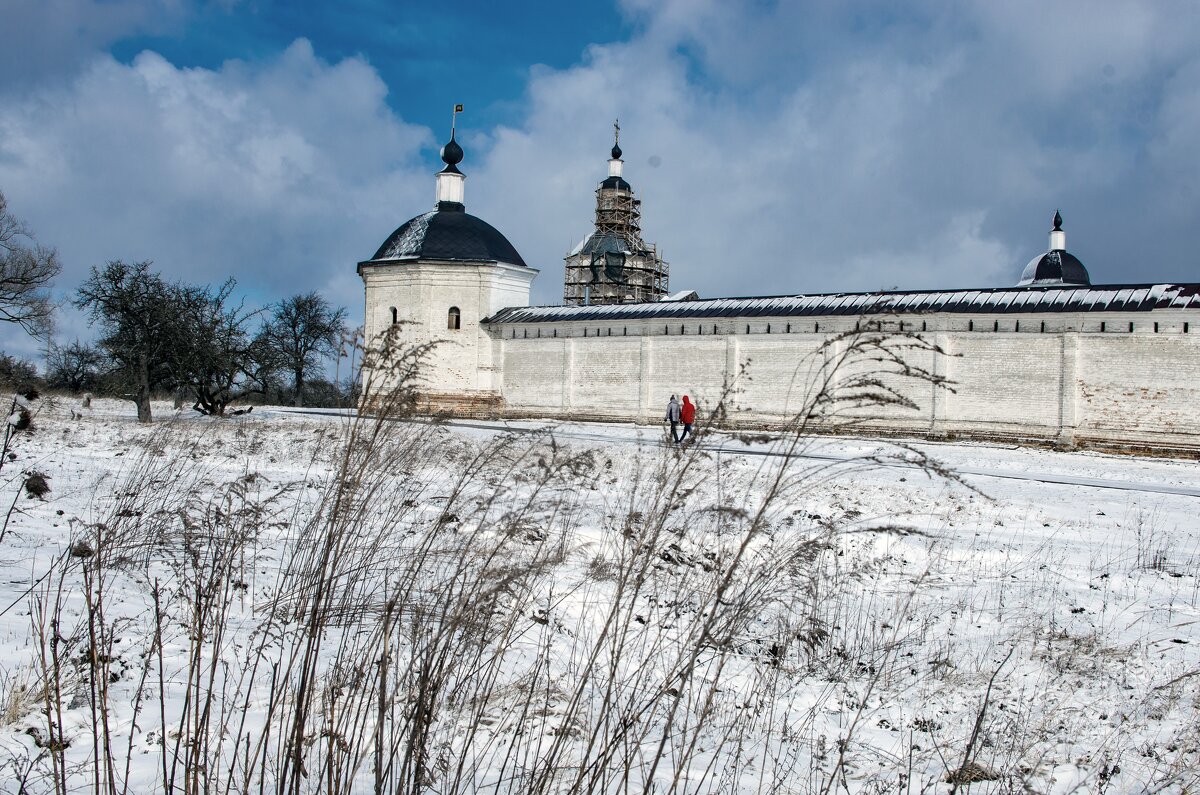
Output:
[390,307,398,326]
[447,306,461,330]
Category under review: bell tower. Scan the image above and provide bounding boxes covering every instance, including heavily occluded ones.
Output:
[563,121,669,305]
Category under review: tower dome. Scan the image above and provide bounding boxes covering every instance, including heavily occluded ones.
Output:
[1017,210,1090,287]
[363,127,526,268]
[370,209,526,266]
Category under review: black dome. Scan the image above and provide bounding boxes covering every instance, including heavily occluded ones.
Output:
[600,175,631,191]
[1018,250,1090,286]
[611,142,622,159]
[370,204,526,266]
[441,134,463,168]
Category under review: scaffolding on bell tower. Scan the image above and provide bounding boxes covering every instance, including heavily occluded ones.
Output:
[563,123,669,305]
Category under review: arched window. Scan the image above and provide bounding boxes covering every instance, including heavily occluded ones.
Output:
[447,306,461,330]
[390,307,398,325]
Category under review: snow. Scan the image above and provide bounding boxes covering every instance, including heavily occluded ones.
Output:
[0,396,1197,793]
[490,283,1200,324]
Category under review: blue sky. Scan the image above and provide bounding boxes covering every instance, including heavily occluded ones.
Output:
[1,0,1198,356]
[107,1,631,137]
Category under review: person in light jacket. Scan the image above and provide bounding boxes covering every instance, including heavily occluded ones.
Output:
[679,395,696,443]
[664,395,681,443]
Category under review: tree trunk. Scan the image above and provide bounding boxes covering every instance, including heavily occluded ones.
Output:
[134,356,153,423]
[293,368,304,408]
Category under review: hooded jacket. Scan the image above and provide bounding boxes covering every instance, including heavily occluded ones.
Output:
[681,396,696,425]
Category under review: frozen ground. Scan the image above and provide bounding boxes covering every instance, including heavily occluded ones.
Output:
[0,395,1197,793]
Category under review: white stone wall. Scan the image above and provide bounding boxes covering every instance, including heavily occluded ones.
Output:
[486,311,1200,452]
[360,260,536,398]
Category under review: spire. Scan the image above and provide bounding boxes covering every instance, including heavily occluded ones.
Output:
[1049,209,1065,251]
[435,104,466,208]
[608,118,624,179]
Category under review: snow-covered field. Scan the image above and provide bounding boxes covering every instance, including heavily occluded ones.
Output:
[0,395,1197,793]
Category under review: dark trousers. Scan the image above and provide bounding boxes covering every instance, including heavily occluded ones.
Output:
[668,421,679,442]
[679,423,693,442]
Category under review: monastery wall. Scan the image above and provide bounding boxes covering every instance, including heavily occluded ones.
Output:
[486,311,1200,453]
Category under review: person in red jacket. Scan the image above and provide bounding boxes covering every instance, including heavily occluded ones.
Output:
[679,395,696,443]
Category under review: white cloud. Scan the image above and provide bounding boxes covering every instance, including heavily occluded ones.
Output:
[0,40,430,355]
[472,1,1200,304]
[3,1,1200,359]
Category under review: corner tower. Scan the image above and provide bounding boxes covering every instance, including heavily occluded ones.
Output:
[358,111,537,406]
[563,122,669,305]
[1017,210,1090,287]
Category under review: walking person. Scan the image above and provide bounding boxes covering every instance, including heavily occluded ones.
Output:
[679,395,696,444]
[664,394,681,443]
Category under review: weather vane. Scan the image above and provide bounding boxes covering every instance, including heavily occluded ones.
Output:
[452,103,464,135]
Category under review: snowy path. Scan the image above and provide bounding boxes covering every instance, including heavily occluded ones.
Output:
[264,408,1200,499]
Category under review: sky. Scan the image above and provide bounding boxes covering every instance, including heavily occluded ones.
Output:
[1,0,1198,358]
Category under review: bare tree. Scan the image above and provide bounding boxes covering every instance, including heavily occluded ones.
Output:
[0,189,61,339]
[45,340,104,393]
[257,292,347,407]
[74,261,183,423]
[171,279,268,416]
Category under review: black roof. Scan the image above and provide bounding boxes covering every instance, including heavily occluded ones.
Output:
[574,232,635,257]
[1018,250,1090,286]
[486,283,1200,324]
[600,175,632,191]
[366,203,527,267]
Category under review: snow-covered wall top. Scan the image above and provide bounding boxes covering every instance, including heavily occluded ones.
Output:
[487,283,1200,324]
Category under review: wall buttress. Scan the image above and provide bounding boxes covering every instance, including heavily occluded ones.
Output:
[639,336,653,422]
[1058,332,1079,448]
